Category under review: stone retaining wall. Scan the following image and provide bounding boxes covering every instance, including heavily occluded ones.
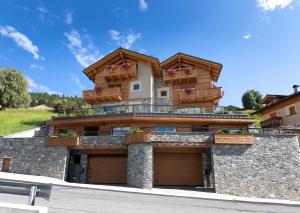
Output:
[79,136,125,145]
[151,133,213,143]
[212,135,300,201]
[0,138,69,179]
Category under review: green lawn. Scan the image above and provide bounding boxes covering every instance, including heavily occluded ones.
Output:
[0,109,55,136]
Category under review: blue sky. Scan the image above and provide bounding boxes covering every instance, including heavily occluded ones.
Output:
[0,0,300,106]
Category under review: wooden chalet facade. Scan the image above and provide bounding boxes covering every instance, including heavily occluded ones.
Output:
[47,48,256,187]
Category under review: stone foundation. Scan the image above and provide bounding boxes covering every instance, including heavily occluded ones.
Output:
[212,135,300,201]
[0,138,68,179]
[127,143,153,189]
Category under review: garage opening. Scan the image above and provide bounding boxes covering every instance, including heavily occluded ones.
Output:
[154,149,203,186]
[88,153,127,184]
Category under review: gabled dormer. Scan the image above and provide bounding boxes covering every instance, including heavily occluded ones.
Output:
[161,53,224,107]
[83,48,160,104]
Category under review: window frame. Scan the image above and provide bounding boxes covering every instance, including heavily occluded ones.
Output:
[157,87,169,98]
[112,127,130,136]
[131,81,141,92]
[289,105,297,115]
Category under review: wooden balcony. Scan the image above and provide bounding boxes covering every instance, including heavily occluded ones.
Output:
[102,63,137,81]
[126,132,152,145]
[83,87,122,104]
[261,117,283,128]
[164,68,197,84]
[179,87,223,104]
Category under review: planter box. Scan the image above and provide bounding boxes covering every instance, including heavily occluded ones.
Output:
[46,137,79,147]
[214,134,254,145]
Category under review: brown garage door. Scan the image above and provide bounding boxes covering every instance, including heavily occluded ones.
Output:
[154,152,203,186]
[88,154,127,184]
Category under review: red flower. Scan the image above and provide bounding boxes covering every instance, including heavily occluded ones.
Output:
[184,67,192,75]
[107,64,114,71]
[95,87,102,94]
[122,62,130,70]
[184,87,194,94]
[167,68,176,75]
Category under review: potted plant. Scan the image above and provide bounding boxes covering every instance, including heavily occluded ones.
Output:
[106,64,114,71]
[122,62,130,70]
[95,86,102,94]
[166,68,176,75]
[184,87,194,94]
[184,67,192,75]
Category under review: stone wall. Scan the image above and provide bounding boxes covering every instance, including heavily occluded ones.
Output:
[151,133,213,143]
[153,77,172,105]
[0,138,69,179]
[212,135,300,201]
[127,143,153,189]
[80,136,125,146]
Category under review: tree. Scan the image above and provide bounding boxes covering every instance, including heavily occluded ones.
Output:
[0,68,31,110]
[242,90,262,110]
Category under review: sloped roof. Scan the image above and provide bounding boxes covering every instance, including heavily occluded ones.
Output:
[83,48,161,81]
[160,52,223,82]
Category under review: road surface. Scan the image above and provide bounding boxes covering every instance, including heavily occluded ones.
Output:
[0,185,299,213]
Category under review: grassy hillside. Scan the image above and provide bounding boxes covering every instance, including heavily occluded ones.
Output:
[0,109,55,136]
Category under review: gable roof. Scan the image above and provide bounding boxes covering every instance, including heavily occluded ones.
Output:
[260,94,287,105]
[83,48,161,81]
[160,52,223,82]
[254,91,300,115]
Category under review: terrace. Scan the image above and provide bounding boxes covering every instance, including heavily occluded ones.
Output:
[51,104,249,121]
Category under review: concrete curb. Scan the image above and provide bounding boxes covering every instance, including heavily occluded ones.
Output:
[0,201,47,213]
[1,172,300,207]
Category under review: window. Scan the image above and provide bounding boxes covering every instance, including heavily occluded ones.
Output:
[270,112,277,118]
[289,106,296,115]
[131,81,141,92]
[158,87,169,98]
[112,127,130,136]
[155,127,176,132]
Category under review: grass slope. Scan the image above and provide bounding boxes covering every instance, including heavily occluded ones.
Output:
[0,109,54,136]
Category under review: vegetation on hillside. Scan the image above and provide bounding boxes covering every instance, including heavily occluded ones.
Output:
[0,109,55,136]
[242,90,262,110]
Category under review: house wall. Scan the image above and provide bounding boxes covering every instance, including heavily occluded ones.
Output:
[212,135,300,201]
[262,99,300,127]
[0,138,69,179]
[129,61,153,101]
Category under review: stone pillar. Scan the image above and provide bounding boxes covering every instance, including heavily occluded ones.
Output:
[80,153,88,183]
[127,143,153,189]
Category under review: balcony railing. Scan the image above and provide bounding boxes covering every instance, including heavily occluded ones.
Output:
[164,67,197,84]
[179,87,223,104]
[102,63,137,81]
[83,87,122,104]
[261,117,283,128]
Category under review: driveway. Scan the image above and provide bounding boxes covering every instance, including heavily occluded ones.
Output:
[0,185,300,213]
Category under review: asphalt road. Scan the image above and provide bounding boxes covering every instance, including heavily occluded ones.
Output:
[0,185,300,213]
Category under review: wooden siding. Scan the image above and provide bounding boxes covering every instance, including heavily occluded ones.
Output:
[214,134,254,144]
[46,137,79,147]
[126,132,152,144]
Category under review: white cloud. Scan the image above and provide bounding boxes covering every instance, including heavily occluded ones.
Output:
[256,0,293,11]
[64,29,103,67]
[37,5,48,14]
[71,74,85,90]
[30,64,44,70]
[138,0,148,11]
[36,4,58,26]
[109,30,141,49]
[64,9,73,25]
[243,33,252,40]
[0,25,40,59]
[26,76,61,95]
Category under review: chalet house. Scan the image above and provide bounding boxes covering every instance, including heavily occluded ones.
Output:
[1,48,300,201]
[47,48,255,186]
[254,85,300,133]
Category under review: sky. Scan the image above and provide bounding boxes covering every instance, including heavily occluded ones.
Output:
[0,0,300,107]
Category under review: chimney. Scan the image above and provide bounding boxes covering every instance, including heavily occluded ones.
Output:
[293,85,300,93]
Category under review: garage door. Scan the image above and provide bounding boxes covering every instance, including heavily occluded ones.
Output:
[154,152,203,186]
[88,154,127,184]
